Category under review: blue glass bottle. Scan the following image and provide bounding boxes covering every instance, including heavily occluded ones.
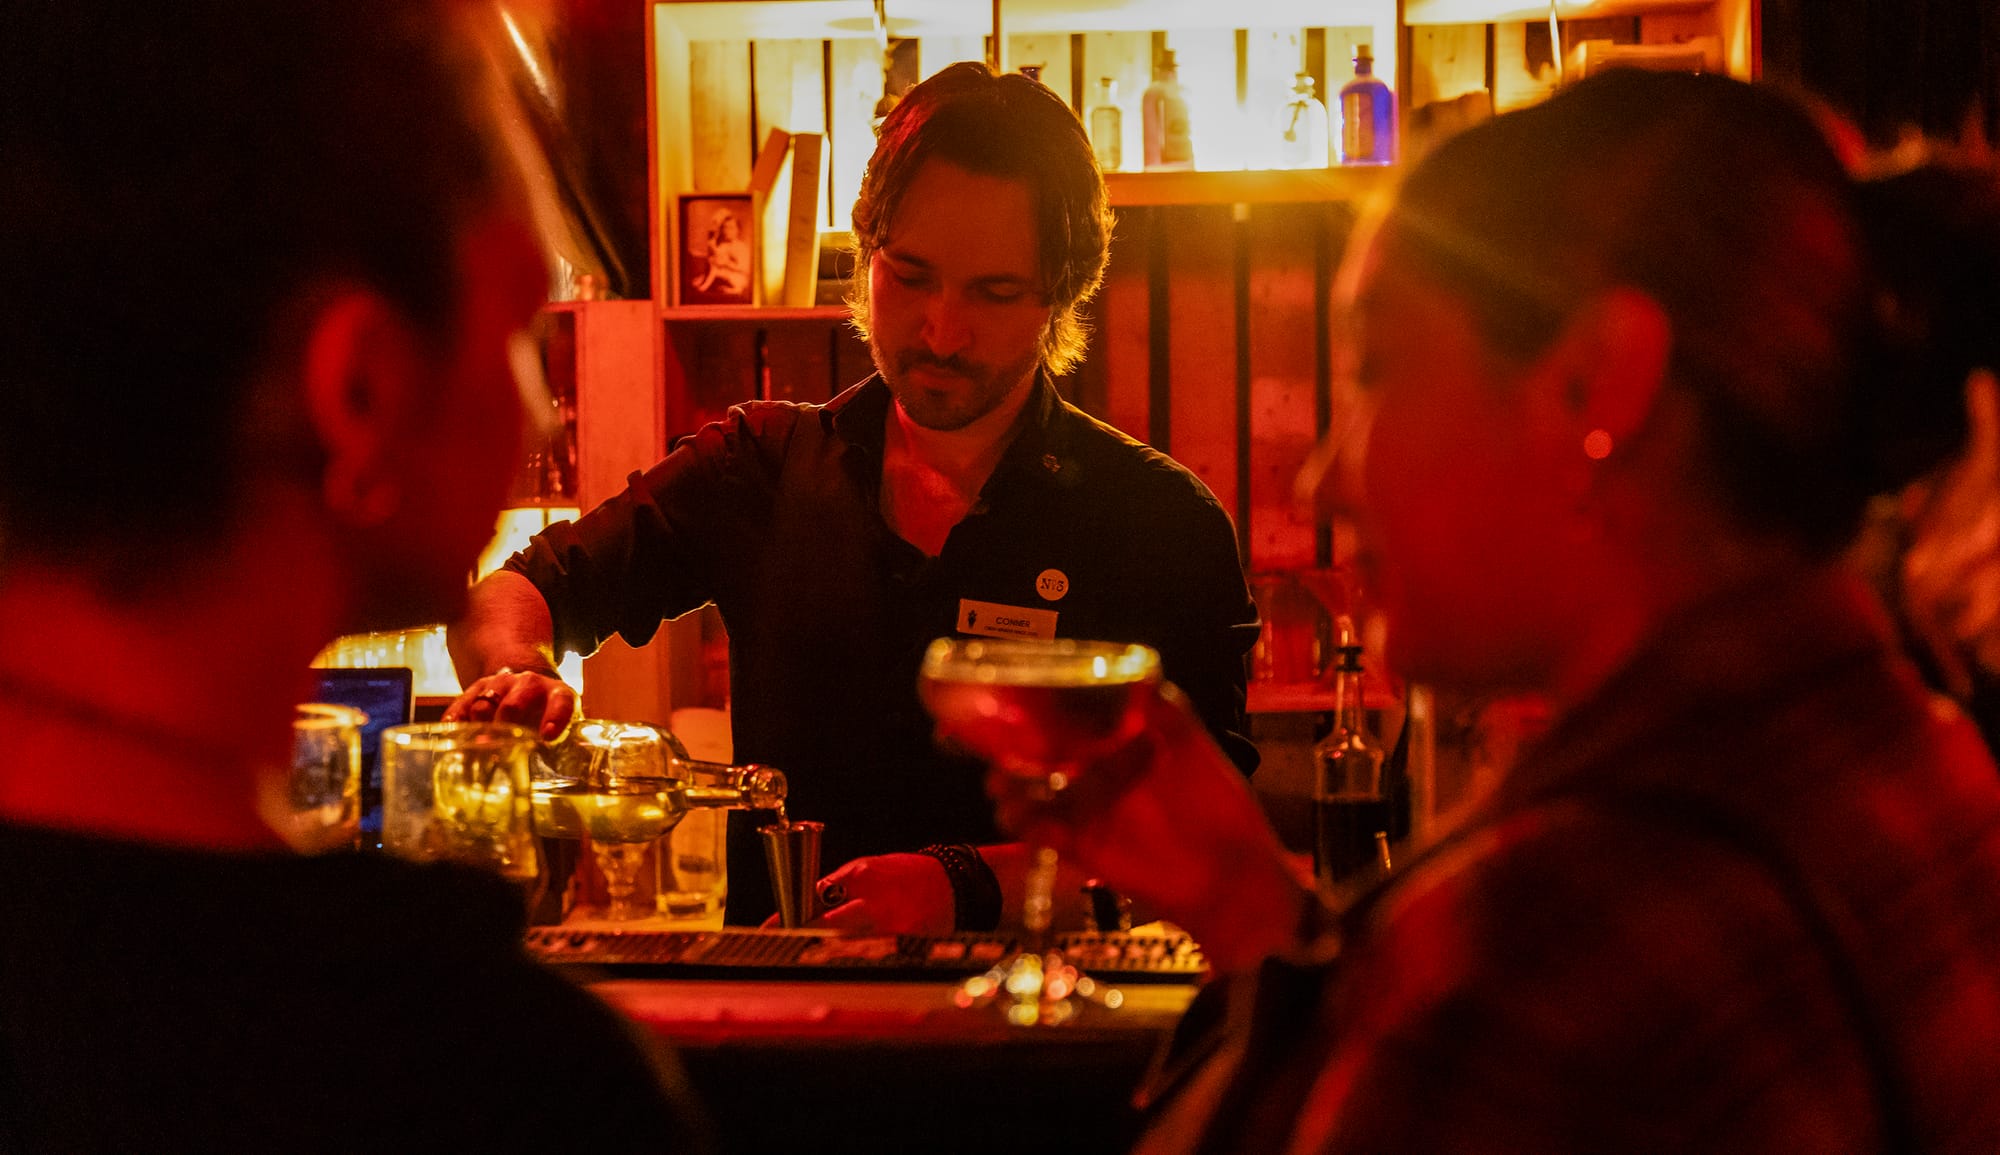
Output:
[1337,44,1396,166]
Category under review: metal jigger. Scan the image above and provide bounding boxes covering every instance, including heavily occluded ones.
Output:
[760,820,825,928]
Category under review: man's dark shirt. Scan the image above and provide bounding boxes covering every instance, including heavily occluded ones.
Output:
[0,823,708,1153]
[509,374,1260,923]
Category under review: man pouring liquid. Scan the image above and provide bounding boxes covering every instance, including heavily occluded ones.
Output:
[447,62,1260,931]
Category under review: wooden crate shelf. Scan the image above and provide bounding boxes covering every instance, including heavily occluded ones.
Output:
[1105,166,1398,207]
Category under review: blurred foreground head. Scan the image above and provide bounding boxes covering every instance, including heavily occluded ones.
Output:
[0,0,543,628]
[1344,69,1999,691]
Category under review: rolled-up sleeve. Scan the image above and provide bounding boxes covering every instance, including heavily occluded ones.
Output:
[504,410,766,661]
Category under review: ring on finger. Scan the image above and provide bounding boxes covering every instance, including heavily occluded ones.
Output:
[817,881,848,908]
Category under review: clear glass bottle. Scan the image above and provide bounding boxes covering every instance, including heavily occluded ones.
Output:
[670,760,788,814]
[529,723,785,922]
[659,742,786,920]
[1311,635,1388,894]
[1088,77,1123,172]
[1337,44,1397,167]
[1274,71,1330,170]
[1142,49,1194,171]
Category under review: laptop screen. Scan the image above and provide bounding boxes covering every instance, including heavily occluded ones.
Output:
[309,667,414,851]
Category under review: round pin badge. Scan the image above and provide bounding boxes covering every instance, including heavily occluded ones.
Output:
[1035,569,1069,602]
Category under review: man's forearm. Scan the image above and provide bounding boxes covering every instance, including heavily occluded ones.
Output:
[448,570,564,685]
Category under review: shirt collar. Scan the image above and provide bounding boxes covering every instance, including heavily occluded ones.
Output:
[824,372,1082,488]
[824,374,893,451]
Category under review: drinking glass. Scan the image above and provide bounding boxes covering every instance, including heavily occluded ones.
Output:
[658,707,737,922]
[918,637,1161,1025]
[536,720,686,921]
[381,722,540,892]
[270,703,366,853]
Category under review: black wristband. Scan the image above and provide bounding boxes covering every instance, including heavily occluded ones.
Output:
[918,843,1003,932]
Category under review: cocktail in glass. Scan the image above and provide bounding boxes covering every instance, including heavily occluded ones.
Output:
[918,637,1160,1024]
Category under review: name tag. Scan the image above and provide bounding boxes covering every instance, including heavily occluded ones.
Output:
[957,599,1058,641]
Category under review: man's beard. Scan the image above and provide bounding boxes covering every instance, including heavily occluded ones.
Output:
[875,343,1041,432]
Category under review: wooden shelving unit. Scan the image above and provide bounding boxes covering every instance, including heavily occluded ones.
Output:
[661,304,849,323]
[1403,0,1718,23]
[1104,166,1398,207]
[601,0,1761,722]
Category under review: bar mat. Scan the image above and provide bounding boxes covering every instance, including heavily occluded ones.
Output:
[524,927,1206,983]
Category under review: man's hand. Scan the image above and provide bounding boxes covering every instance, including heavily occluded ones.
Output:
[760,852,956,935]
[444,570,573,740]
[442,667,577,742]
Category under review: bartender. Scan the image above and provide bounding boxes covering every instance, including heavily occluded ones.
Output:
[448,61,1259,930]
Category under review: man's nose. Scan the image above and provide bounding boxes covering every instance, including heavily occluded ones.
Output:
[1295,394,1375,525]
[921,294,973,359]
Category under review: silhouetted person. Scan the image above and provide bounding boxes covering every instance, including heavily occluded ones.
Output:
[0,3,706,1150]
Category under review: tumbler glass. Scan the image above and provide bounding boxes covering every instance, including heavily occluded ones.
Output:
[381,722,540,891]
[270,703,366,853]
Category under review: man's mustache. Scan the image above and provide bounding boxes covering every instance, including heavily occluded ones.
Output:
[898,352,981,379]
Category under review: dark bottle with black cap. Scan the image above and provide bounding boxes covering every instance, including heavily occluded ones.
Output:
[1311,634,1390,894]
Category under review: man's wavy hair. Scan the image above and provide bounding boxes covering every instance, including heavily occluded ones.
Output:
[848,62,1113,376]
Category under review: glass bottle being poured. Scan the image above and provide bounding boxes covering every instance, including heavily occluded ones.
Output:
[531,720,787,920]
[534,722,787,840]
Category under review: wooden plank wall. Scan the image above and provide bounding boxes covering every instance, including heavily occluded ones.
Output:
[661,318,871,441]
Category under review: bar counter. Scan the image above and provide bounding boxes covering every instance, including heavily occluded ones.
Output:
[546,929,1200,1154]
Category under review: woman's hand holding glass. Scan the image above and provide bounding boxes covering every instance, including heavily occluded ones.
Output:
[972,682,1316,976]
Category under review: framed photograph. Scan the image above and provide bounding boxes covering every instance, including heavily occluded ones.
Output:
[674,192,758,307]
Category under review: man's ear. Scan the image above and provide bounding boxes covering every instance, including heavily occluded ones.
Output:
[1540,287,1673,448]
[297,291,424,528]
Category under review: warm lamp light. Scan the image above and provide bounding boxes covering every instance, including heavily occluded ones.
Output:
[315,506,587,697]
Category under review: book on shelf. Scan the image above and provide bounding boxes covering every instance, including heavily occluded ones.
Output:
[781,132,824,308]
[749,127,791,306]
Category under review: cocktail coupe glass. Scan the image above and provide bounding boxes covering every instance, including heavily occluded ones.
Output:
[535,721,687,922]
[918,637,1161,1025]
